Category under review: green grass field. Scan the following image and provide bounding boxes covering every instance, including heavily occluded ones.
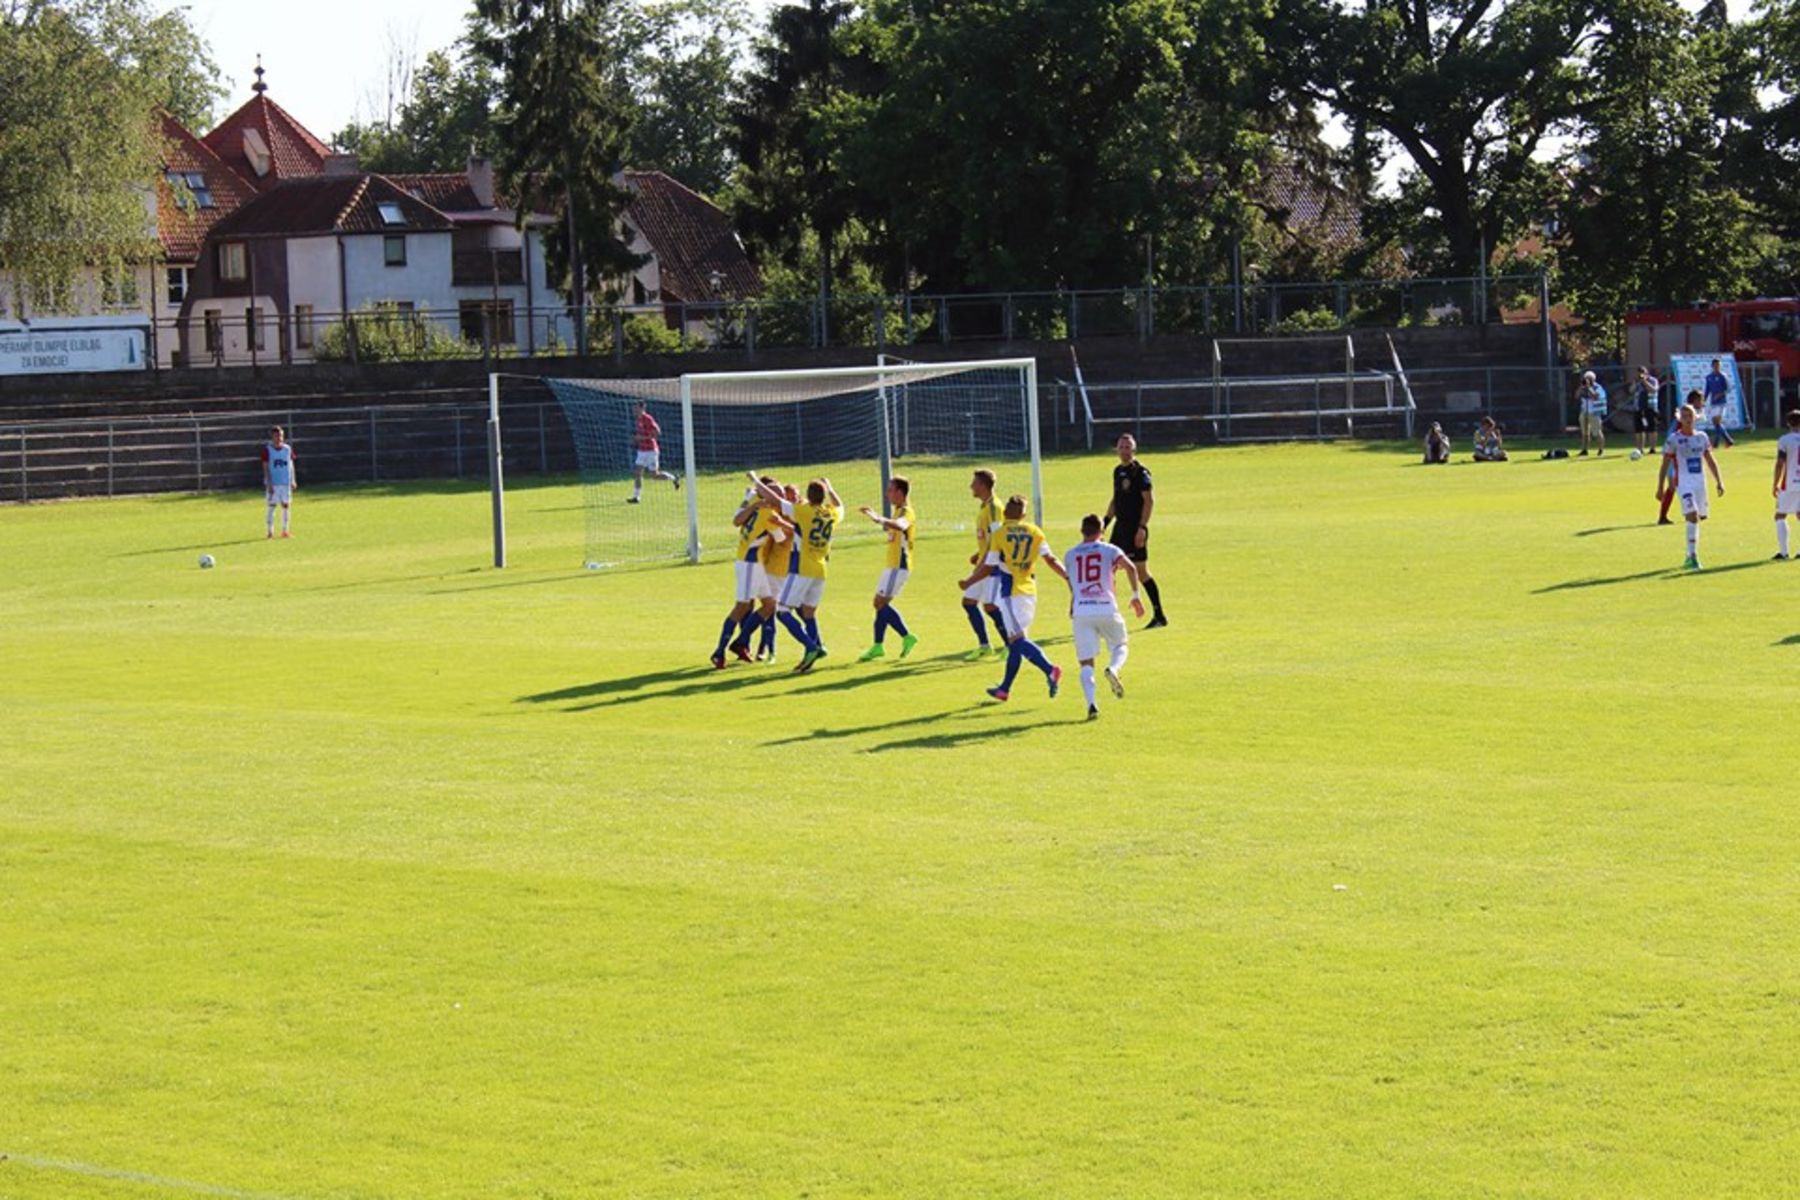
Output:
[4,439,1799,1199]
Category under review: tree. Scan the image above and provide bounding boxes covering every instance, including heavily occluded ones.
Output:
[1559,0,1768,346]
[1272,0,1599,274]
[0,0,222,314]
[625,0,748,195]
[731,0,873,330]
[333,41,497,174]
[472,0,640,348]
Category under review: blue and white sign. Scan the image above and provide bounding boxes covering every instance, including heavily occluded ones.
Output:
[0,324,146,376]
[1670,353,1745,431]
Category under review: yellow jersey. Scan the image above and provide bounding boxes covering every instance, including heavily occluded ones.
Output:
[758,510,793,577]
[992,518,1050,596]
[885,503,915,571]
[740,505,785,564]
[975,496,1001,554]
[790,501,842,579]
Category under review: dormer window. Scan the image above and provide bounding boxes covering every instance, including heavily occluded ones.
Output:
[378,202,406,226]
[165,171,214,208]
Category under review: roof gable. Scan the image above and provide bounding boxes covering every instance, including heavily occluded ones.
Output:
[202,94,331,190]
[157,111,260,264]
[207,175,456,239]
[623,171,761,302]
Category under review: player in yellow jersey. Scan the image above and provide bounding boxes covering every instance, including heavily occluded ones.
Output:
[712,479,792,668]
[857,475,920,661]
[749,472,843,672]
[961,468,1008,659]
[958,494,1070,702]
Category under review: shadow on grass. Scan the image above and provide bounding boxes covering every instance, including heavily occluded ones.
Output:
[1775,634,1800,647]
[746,654,973,699]
[426,571,596,594]
[867,713,1081,753]
[1667,558,1776,580]
[763,706,990,746]
[520,665,717,705]
[1574,523,1661,538]
[115,538,267,557]
[1537,557,1773,593]
[294,568,482,593]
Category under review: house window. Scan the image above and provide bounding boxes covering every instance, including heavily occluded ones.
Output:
[203,309,223,354]
[459,299,515,345]
[378,202,406,226]
[166,267,189,304]
[384,235,407,267]
[166,170,214,208]
[218,241,247,282]
[295,304,314,349]
[245,307,265,351]
[102,271,140,310]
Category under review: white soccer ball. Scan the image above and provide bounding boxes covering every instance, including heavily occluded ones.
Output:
[1629,449,1644,461]
[198,554,215,569]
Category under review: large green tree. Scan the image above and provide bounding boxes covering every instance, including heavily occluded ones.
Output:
[625,0,747,196]
[1272,0,1598,274]
[333,41,498,175]
[0,0,222,314]
[472,0,640,339]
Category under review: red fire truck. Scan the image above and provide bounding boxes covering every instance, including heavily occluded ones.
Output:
[1625,299,1800,393]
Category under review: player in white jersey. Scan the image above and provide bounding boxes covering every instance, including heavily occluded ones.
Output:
[1771,410,1800,559]
[1661,403,1724,570]
[262,425,296,538]
[1063,513,1146,720]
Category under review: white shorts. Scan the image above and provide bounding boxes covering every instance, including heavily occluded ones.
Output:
[733,560,769,604]
[1679,486,1710,519]
[1072,611,1128,660]
[877,567,909,599]
[1780,488,1800,516]
[634,449,661,471]
[1706,403,1728,424]
[998,592,1037,639]
[779,574,825,611]
[267,484,291,505]
[963,574,998,605]
[755,568,781,601]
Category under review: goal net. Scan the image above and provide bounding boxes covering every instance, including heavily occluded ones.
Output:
[538,357,1042,567]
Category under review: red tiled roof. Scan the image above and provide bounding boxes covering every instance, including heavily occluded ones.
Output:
[1258,160,1361,248]
[157,111,259,264]
[623,171,761,301]
[207,175,455,238]
[387,174,484,213]
[202,94,331,191]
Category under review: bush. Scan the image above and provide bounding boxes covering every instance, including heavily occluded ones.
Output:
[313,303,476,363]
[1275,306,1345,334]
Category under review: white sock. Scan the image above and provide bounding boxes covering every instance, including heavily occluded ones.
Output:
[281,508,291,532]
[1080,666,1097,707]
[1687,522,1699,556]
[266,504,275,532]
[1780,519,1790,557]
[1109,643,1129,673]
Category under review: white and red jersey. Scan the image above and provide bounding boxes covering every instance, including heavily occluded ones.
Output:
[1779,432,1800,490]
[634,410,660,453]
[262,441,294,486]
[1665,430,1712,491]
[1063,539,1127,615]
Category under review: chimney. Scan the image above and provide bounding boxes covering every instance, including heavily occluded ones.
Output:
[324,152,360,176]
[468,156,495,208]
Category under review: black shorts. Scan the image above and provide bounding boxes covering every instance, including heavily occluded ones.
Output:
[1634,407,1657,433]
[1109,522,1149,563]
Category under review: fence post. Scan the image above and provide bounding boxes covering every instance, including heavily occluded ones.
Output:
[347,313,360,366]
[107,424,115,497]
[369,409,379,481]
[19,429,27,501]
[612,309,625,364]
[539,402,549,473]
[875,295,887,351]
[1135,383,1143,442]
[454,408,464,479]
[1004,294,1015,343]
[194,418,203,491]
[1069,293,1080,341]
[940,298,950,345]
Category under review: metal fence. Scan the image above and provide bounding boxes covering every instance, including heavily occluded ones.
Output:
[84,273,1547,374]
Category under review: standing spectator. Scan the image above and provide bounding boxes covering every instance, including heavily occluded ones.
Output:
[1103,434,1166,628]
[1576,370,1608,457]
[1472,416,1508,462]
[1423,421,1452,464]
[1632,366,1661,456]
[1703,357,1736,448]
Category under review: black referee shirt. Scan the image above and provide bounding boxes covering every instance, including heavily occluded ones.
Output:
[1112,460,1152,526]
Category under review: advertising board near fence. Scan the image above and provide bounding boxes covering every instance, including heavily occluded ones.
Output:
[0,323,148,376]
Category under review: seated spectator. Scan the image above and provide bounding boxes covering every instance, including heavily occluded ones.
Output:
[1473,416,1508,462]
[1423,421,1452,464]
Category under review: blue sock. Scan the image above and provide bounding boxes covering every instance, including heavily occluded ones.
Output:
[713,616,737,658]
[778,611,815,652]
[735,611,763,647]
[1018,638,1053,676]
[963,603,989,646]
[760,617,777,653]
[888,608,909,638]
[987,608,1009,642]
[1000,642,1025,691]
[873,607,890,644]
[805,615,821,648]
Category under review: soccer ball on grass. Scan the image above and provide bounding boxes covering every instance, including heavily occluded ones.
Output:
[198,554,215,569]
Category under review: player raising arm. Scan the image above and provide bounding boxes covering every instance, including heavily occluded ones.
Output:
[1771,410,1800,560]
[1063,513,1146,720]
[959,493,1070,702]
[750,472,843,672]
[712,481,793,668]
[1663,403,1724,570]
[858,476,920,661]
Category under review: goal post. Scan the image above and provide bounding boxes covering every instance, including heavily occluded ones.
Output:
[537,356,1043,567]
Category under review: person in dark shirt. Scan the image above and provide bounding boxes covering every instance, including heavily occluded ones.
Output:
[1103,433,1166,628]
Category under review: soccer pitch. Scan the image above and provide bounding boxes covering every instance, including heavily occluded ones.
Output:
[3,440,1797,1198]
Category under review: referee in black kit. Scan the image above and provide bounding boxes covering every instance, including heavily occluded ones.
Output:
[1103,432,1166,628]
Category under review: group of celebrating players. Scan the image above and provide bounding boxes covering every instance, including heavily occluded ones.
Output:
[705,434,1169,719]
